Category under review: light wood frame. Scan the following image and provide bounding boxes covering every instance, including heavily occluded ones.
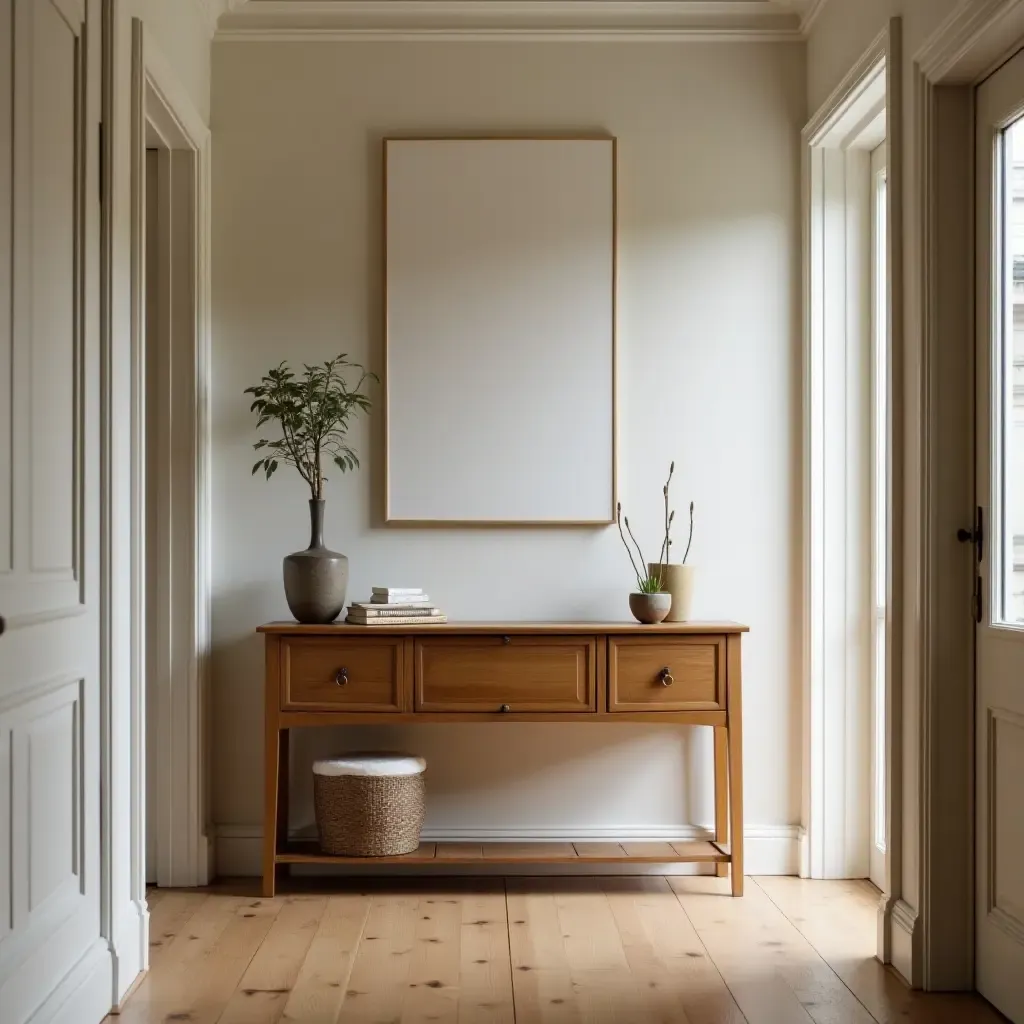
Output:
[381,134,618,527]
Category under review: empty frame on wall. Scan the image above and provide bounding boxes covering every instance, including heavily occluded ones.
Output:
[383,136,617,525]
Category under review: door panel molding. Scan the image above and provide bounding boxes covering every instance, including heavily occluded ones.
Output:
[3,0,88,629]
[0,0,108,1020]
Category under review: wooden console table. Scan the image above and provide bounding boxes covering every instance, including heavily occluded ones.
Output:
[259,621,746,897]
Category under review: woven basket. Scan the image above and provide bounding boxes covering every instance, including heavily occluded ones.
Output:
[313,753,426,857]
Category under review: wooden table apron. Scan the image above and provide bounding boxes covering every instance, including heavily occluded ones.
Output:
[258,621,746,897]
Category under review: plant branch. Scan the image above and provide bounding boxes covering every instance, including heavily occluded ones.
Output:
[657,461,675,571]
[682,501,695,564]
[624,516,648,575]
[616,503,644,590]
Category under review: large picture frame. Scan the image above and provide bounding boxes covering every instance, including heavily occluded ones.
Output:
[383,135,617,526]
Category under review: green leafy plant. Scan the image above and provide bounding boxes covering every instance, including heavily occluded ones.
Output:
[245,354,377,500]
[635,573,665,594]
[617,461,695,592]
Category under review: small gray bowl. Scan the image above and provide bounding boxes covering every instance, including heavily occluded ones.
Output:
[629,592,672,624]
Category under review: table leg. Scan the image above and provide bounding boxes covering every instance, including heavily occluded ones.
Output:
[714,726,729,878]
[277,728,290,893]
[262,636,282,898]
[262,726,280,898]
[727,635,744,897]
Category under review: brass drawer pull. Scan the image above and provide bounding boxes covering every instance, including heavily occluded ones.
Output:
[659,667,674,687]
[502,635,512,645]
[335,667,348,686]
[499,703,511,713]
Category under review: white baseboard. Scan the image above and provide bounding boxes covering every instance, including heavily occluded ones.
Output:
[214,823,801,878]
[890,898,919,986]
[110,899,149,1006]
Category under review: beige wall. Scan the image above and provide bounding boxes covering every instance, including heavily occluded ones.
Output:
[210,40,805,869]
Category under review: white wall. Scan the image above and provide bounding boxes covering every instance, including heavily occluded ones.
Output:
[210,40,805,871]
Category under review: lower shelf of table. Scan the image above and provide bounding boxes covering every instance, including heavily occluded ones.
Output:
[275,839,731,866]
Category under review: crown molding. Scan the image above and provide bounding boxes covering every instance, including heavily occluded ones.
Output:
[915,0,1024,82]
[193,0,223,37]
[214,0,804,42]
[799,0,831,34]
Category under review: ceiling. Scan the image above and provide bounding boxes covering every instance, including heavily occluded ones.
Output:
[209,0,827,41]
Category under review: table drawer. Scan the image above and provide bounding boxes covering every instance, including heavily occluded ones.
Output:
[608,636,725,712]
[415,637,596,713]
[281,637,405,712]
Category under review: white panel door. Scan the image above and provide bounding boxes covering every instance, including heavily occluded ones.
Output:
[976,46,1024,1024]
[0,1,105,1022]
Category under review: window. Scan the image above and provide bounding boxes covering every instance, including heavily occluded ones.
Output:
[870,141,888,887]
[804,53,889,883]
[1001,118,1024,624]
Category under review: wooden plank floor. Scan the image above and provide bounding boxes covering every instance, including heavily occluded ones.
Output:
[107,877,1006,1023]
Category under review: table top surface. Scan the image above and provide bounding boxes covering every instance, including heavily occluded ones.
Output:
[258,620,749,635]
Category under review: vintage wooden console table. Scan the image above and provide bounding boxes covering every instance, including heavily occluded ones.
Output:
[259,621,746,897]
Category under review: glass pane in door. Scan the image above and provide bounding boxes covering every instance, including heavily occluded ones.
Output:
[998,116,1024,624]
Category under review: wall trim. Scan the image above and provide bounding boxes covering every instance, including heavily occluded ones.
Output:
[214,0,804,41]
[890,898,920,985]
[800,19,902,896]
[129,20,213,896]
[916,0,1024,83]
[799,0,831,35]
[214,824,802,878]
[803,23,888,145]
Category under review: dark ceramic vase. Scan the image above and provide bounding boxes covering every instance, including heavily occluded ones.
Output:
[283,499,349,624]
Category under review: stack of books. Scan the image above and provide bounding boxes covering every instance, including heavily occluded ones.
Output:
[345,587,447,625]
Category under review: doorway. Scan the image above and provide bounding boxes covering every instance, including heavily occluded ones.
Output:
[132,28,212,890]
[975,44,1024,1023]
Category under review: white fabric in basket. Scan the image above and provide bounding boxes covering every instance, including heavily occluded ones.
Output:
[312,752,426,777]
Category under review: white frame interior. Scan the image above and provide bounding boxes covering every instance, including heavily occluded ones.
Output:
[869,137,889,895]
[802,23,897,896]
[382,136,617,526]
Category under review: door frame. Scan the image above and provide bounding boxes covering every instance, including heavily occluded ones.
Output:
[100,7,212,1007]
[129,17,213,891]
[904,0,1024,991]
[801,12,902,938]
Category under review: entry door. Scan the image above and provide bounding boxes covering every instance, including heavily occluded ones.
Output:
[976,46,1024,1024]
[0,2,105,1023]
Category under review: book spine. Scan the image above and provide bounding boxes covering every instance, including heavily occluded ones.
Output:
[371,588,425,596]
[353,602,434,611]
[346,616,448,625]
[349,608,440,617]
[371,596,431,605]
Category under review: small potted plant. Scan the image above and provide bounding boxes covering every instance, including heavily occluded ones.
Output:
[245,354,376,624]
[617,496,671,625]
[647,462,696,622]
